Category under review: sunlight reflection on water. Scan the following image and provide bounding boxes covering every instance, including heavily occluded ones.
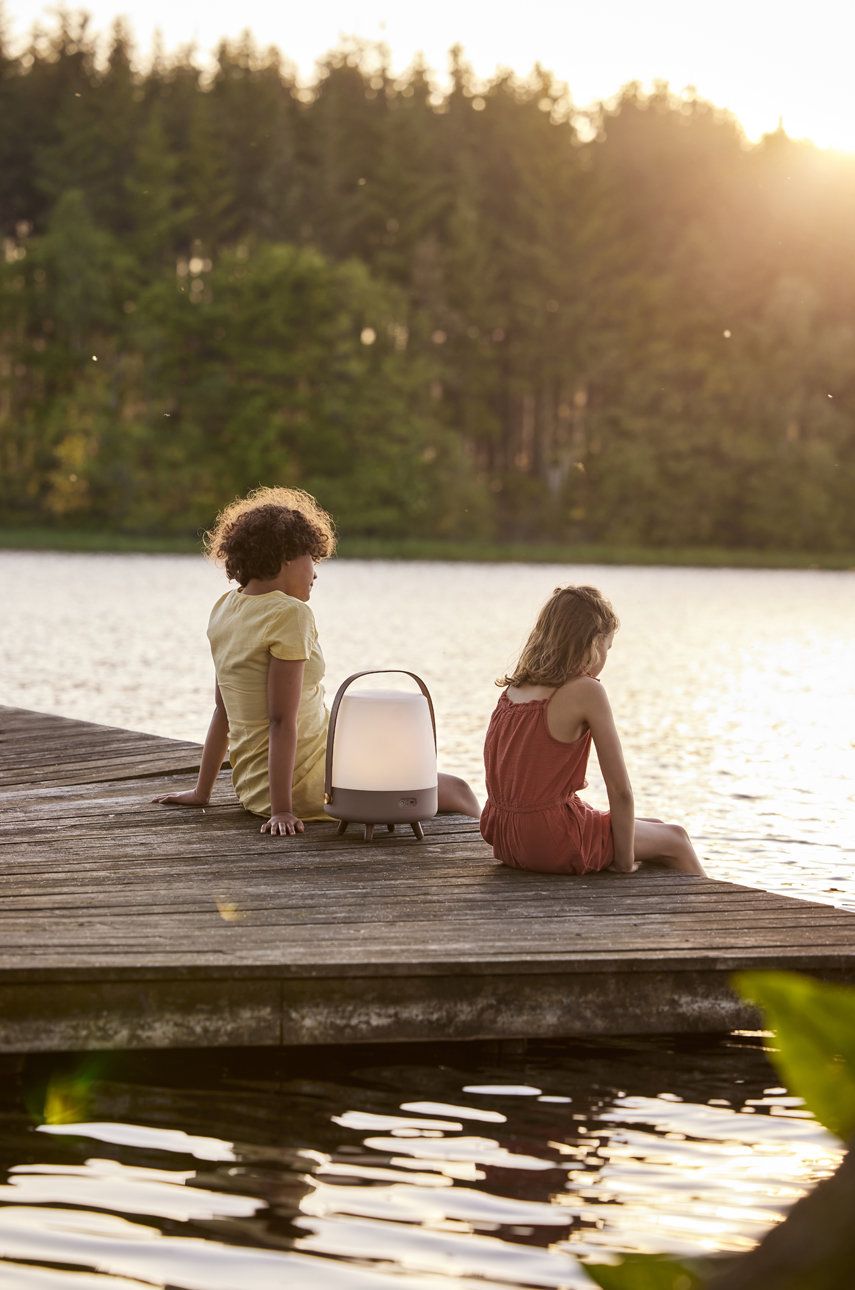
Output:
[0,1037,844,1288]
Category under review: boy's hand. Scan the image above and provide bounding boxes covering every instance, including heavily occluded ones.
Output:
[261,812,305,836]
[608,858,639,874]
[151,789,209,808]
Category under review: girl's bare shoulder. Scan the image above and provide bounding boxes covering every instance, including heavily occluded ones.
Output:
[553,675,611,718]
[554,674,605,700]
[543,676,603,742]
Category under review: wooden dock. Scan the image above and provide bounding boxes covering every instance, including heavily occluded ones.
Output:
[2,705,854,1052]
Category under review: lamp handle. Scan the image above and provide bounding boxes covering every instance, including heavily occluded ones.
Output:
[324,670,437,802]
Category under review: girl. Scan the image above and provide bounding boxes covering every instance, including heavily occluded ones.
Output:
[480,585,705,876]
[154,486,479,834]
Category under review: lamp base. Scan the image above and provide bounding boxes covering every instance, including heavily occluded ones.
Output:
[336,819,425,842]
[325,785,437,843]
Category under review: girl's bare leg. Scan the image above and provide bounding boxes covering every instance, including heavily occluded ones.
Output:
[633,818,706,876]
[438,772,481,818]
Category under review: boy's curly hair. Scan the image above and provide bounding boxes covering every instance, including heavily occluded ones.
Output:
[500,585,619,688]
[204,486,336,586]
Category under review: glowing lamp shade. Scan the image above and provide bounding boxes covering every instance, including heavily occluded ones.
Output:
[324,671,438,841]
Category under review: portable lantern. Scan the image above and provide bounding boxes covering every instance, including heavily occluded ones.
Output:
[324,670,438,841]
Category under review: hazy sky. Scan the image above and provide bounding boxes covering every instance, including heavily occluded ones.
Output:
[6,1,855,152]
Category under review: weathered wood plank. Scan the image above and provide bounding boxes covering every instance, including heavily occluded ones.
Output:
[0,707,205,785]
[1,704,854,1052]
[2,944,853,978]
[0,890,835,917]
[6,909,855,941]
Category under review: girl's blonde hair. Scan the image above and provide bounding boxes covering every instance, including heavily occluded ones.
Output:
[499,585,619,688]
[204,486,336,585]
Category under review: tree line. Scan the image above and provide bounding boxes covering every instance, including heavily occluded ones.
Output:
[1,12,853,550]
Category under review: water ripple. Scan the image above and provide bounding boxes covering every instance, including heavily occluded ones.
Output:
[0,1036,844,1286]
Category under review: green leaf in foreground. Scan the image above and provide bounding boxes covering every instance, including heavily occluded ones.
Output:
[734,971,855,1140]
[583,1254,703,1290]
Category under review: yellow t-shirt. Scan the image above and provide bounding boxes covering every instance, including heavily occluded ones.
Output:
[206,589,328,819]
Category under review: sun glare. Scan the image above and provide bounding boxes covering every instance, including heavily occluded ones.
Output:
[6,0,855,154]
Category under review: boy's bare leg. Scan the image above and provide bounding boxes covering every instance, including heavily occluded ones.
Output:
[438,772,481,818]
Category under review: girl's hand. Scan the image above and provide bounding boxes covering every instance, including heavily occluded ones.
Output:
[608,858,639,874]
[151,789,209,808]
[261,812,305,836]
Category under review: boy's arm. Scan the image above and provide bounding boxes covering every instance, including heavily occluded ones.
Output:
[152,684,229,807]
[262,656,306,836]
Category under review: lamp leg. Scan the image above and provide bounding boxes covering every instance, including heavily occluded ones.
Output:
[363,823,375,842]
[387,823,395,833]
[411,821,424,841]
[336,820,348,836]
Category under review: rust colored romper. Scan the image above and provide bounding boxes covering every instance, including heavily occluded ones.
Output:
[480,691,615,874]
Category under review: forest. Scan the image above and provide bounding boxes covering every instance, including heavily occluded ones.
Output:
[1,12,854,551]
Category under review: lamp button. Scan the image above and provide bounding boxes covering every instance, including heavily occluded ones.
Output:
[398,797,417,807]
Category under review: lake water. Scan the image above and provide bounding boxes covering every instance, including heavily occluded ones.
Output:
[1,551,853,1286]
